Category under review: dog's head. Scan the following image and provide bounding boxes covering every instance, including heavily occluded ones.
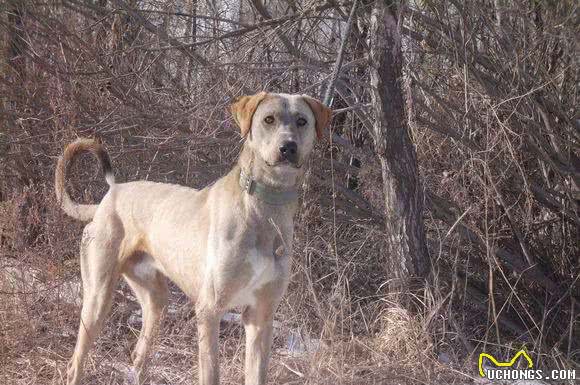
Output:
[231,92,331,174]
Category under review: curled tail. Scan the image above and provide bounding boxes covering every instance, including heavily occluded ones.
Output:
[55,138,115,221]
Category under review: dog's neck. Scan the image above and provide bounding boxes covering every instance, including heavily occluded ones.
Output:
[235,143,304,208]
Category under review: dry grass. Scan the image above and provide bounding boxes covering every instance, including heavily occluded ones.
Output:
[0,261,463,385]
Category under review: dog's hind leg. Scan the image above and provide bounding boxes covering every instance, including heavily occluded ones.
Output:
[123,256,168,383]
[67,222,123,385]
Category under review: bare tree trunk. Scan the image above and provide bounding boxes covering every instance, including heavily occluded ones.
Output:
[368,0,429,292]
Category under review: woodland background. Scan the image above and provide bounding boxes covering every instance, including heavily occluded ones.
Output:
[0,0,578,384]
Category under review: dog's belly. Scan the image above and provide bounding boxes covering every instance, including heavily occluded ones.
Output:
[226,249,286,309]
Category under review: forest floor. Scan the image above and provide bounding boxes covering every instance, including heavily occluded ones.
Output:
[0,262,555,385]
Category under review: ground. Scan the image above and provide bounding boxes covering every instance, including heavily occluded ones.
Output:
[0,262,482,385]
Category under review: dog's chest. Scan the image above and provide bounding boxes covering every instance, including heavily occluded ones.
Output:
[227,248,285,309]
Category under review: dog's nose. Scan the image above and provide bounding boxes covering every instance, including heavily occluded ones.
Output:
[279,141,298,163]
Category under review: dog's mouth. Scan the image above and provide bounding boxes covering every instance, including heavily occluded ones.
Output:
[266,159,302,169]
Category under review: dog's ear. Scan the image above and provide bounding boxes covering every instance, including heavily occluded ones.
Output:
[230,91,268,137]
[302,95,332,140]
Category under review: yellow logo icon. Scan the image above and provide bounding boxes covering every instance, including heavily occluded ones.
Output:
[478,349,534,377]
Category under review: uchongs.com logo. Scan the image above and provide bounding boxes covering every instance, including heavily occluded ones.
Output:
[478,349,577,382]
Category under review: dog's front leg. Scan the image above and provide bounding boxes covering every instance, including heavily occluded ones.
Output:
[196,309,221,385]
[242,301,276,385]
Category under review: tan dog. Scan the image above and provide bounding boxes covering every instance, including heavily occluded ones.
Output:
[55,92,331,385]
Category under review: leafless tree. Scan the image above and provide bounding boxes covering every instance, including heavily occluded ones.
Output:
[368,0,429,292]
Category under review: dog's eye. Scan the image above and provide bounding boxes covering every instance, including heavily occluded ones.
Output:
[264,116,275,124]
[296,118,307,127]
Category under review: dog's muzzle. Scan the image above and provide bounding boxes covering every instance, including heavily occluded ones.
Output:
[279,141,298,164]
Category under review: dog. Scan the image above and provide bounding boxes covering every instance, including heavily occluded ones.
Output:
[55,92,332,385]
